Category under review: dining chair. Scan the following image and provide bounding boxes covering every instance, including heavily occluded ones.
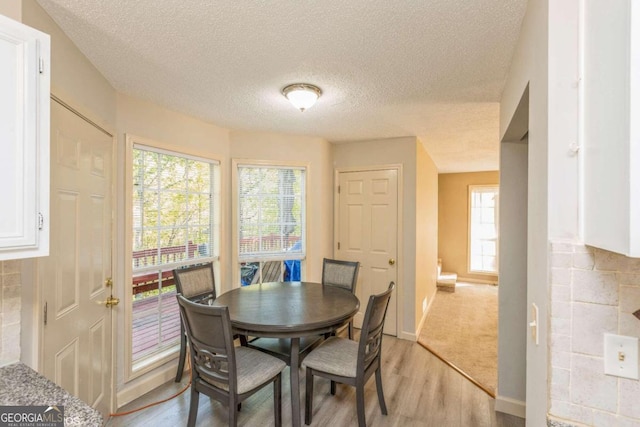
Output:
[173,262,217,382]
[302,281,395,427]
[322,258,360,339]
[177,295,286,427]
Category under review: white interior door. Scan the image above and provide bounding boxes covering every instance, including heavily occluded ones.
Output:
[40,100,114,418]
[337,169,398,335]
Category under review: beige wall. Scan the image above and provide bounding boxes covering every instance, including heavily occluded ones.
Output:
[438,171,499,283]
[415,141,439,330]
[0,0,21,21]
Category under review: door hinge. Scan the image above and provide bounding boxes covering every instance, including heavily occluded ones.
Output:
[338,185,341,194]
[44,302,47,325]
[38,213,44,230]
[337,242,341,250]
[39,58,44,74]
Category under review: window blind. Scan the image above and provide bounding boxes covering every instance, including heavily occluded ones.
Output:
[237,165,305,260]
[132,144,220,271]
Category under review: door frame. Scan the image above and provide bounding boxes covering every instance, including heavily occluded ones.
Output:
[333,164,403,338]
[30,94,118,413]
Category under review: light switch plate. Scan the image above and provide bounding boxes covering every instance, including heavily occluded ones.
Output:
[604,333,639,380]
[530,303,539,345]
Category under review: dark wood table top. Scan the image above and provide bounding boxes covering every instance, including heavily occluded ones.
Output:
[212,281,360,337]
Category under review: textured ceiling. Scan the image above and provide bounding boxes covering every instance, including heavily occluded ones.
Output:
[36,0,527,173]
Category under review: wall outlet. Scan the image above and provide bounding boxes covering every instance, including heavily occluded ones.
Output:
[604,334,639,380]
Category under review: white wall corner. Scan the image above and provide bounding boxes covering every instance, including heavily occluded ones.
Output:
[495,395,526,419]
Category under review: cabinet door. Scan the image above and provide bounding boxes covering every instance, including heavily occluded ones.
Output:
[583,0,640,257]
[0,15,50,260]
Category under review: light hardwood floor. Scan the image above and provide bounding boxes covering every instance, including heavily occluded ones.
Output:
[106,336,524,426]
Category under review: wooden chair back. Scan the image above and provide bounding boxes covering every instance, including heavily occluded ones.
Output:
[177,295,238,393]
[321,258,360,293]
[358,282,395,371]
[174,262,216,303]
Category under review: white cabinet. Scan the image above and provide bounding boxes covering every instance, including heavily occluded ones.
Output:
[583,0,640,257]
[0,15,50,260]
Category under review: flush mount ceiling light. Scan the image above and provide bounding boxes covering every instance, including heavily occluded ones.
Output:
[282,83,322,112]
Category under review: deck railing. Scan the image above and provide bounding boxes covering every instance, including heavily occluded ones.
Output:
[132,235,300,294]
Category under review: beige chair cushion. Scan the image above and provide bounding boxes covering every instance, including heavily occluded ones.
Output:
[203,347,286,395]
[302,337,358,378]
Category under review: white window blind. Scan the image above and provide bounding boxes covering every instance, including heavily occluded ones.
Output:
[237,165,305,261]
[132,145,220,270]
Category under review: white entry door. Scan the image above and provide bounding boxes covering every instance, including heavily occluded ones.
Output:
[40,100,115,418]
[336,169,398,335]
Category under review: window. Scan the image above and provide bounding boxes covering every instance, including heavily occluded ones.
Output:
[131,144,220,364]
[468,185,499,274]
[236,163,306,285]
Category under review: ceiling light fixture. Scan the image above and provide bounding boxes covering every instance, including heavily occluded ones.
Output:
[282,83,322,112]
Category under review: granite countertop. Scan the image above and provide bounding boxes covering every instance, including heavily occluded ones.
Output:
[0,363,103,427]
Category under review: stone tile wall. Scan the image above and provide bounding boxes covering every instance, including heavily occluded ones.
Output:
[549,241,640,426]
[0,260,21,366]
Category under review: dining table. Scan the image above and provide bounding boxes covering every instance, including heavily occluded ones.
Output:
[211,281,360,427]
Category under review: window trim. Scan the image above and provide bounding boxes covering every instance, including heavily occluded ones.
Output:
[467,184,499,276]
[232,159,309,287]
[124,134,223,383]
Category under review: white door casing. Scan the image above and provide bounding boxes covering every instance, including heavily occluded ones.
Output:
[336,168,398,336]
[40,100,115,418]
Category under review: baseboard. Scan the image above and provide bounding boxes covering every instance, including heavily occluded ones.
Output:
[495,395,526,419]
[416,308,429,335]
[116,362,179,409]
[398,330,417,342]
[416,291,436,334]
[457,276,499,286]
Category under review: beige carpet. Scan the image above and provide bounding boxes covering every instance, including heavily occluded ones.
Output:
[418,283,498,396]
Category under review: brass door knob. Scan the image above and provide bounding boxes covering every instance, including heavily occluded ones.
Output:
[388,259,395,266]
[105,296,120,307]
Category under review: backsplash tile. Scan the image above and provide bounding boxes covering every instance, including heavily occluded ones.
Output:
[0,260,21,366]
[573,252,595,270]
[594,249,630,271]
[619,378,640,420]
[571,303,617,356]
[570,354,617,413]
[549,241,640,426]
[619,286,640,313]
[572,269,618,305]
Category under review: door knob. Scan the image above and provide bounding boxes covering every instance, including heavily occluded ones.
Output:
[105,296,120,308]
[388,259,395,266]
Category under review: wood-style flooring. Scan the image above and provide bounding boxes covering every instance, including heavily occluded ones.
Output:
[106,335,524,427]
